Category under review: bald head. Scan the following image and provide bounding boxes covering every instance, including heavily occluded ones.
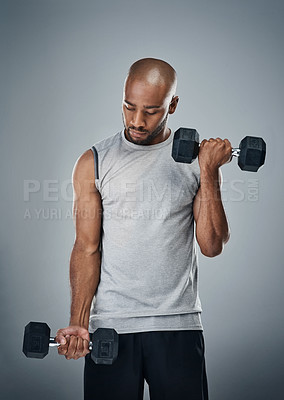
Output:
[122,58,179,145]
[125,58,177,100]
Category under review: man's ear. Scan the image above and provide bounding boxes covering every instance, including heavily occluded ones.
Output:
[168,96,179,114]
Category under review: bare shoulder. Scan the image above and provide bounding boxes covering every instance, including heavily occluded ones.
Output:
[72,149,96,182]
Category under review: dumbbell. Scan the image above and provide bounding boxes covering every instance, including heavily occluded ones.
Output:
[172,128,266,172]
[22,321,119,365]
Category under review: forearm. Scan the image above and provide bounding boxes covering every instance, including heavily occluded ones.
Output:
[69,243,101,329]
[196,168,230,257]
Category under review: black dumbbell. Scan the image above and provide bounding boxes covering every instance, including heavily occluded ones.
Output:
[22,321,119,365]
[172,127,266,172]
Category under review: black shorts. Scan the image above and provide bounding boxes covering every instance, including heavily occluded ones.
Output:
[84,329,209,400]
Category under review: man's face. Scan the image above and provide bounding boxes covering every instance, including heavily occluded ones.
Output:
[122,78,173,145]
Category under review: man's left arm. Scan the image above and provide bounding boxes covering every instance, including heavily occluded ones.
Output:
[193,138,232,257]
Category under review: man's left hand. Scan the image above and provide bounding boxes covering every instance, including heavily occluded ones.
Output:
[198,138,232,172]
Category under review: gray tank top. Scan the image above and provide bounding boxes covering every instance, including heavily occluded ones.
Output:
[88,129,203,334]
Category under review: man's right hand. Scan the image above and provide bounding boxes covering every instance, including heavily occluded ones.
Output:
[55,325,90,360]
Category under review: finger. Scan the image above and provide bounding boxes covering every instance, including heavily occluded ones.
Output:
[65,335,78,360]
[223,139,233,162]
[83,339,90,356]
[73,337,84,360]
[200,139,208,147]
[58,345,67,356]
[224,138,232,147]
[56,330,68,345]
[58,335,70,355]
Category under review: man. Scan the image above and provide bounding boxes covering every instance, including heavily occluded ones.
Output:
[56,58,231,399]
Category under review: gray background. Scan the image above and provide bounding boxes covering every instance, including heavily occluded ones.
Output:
[1,0,283,399]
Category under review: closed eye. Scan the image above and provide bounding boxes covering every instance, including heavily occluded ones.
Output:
[124,104,157,115]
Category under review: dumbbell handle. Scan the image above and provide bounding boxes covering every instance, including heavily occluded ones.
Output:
[231,148,241,157]
[49,336,93,350]
[197,144,240,157]
[197,146,240,158]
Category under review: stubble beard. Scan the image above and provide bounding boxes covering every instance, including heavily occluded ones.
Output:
[123,113,169,145]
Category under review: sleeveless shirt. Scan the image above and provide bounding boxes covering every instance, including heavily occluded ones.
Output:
[88,129,203,334]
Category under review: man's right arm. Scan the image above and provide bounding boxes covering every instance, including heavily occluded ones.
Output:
[56,149,102,360]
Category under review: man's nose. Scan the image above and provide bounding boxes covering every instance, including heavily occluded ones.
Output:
[131,110,146,128]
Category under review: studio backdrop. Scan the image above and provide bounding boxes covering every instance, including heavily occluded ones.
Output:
[1,0,283,399]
